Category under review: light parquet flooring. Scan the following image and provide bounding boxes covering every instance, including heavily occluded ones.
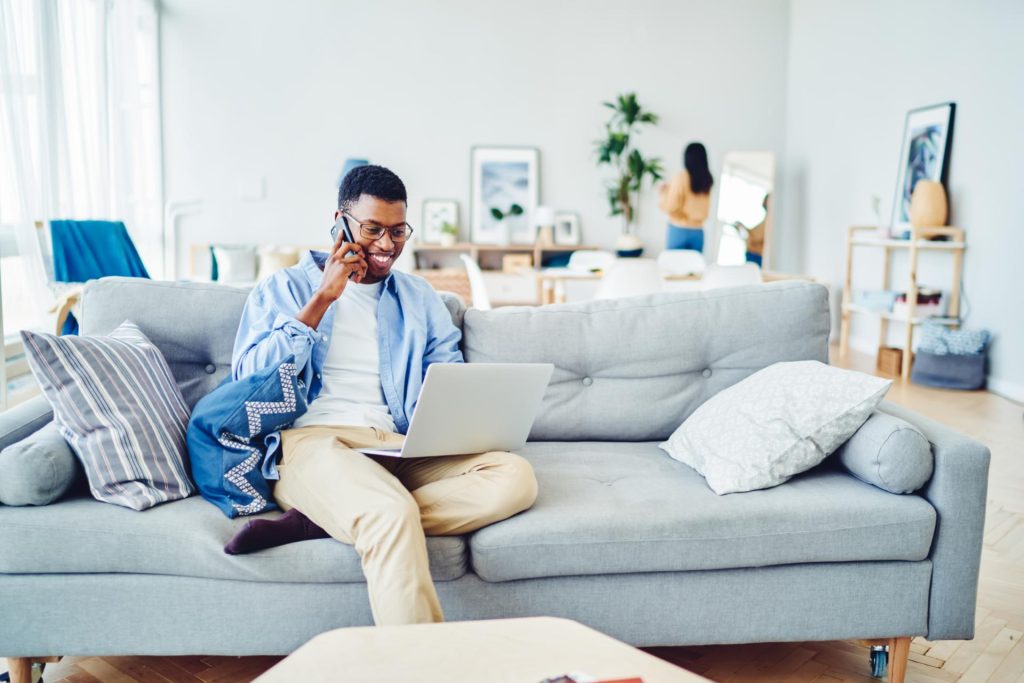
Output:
[5,347,1022,682]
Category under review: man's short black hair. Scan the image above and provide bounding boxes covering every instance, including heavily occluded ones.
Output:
[337,164,407,211]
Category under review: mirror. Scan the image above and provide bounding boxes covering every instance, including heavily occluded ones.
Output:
[715,151,774,268]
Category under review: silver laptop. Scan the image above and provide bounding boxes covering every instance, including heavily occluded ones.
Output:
[358,363,554,458]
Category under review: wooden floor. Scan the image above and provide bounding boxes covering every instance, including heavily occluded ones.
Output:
[5,348,1022,683]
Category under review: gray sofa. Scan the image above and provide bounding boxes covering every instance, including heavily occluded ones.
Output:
[0,278,989,661]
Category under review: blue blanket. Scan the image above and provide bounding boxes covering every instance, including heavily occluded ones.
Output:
[50,219,150,334]
[187,356,309,518]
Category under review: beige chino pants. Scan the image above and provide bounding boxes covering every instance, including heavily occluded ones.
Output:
[273,425,539,625]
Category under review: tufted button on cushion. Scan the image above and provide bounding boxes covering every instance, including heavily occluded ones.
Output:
[701,368,712,379]
[204,364,217,374]
[581,377,593,387]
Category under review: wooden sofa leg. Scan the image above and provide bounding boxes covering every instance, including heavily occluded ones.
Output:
[7,658,33,683]
[888,636,910,683]
[6,656,61,683]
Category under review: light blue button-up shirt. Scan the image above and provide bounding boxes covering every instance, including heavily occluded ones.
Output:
[232,250,463,478]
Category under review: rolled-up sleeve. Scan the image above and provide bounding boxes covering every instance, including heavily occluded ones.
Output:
[232,285,321,381]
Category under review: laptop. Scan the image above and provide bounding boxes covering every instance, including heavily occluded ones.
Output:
[357,363,554,458]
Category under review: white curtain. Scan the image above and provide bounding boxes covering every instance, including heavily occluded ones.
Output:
[0,0,163,335]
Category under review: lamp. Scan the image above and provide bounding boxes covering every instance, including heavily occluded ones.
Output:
[535,206,555,246]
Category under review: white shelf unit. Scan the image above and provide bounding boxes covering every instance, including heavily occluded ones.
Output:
[839,225,966,380]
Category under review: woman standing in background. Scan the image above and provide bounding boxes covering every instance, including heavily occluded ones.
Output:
[659,142,714,252]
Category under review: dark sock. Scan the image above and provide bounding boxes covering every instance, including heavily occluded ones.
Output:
[224,508,329,555]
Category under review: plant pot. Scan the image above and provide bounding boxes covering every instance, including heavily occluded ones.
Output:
[439,233,457,247]
[496,220,511,247]
[615,233,644,257]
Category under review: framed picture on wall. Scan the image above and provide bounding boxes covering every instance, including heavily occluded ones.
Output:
[421,199,460,244]
[553,211,581,245]
[470,146,540,244]
[890,102,956,236]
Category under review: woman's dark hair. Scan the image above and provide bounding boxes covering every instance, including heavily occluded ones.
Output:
[338,164,407,211]
[684,142,713,194]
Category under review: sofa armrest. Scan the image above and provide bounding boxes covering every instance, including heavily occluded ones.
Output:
[877,400,990,640]
[0,395,53,452]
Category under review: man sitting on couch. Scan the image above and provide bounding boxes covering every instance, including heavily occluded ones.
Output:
[229,164,538,625]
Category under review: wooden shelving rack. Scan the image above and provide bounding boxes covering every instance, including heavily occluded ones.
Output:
[839,225,966,380]
[412,242,597,271]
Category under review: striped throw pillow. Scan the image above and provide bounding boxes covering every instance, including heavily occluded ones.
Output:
[21,322,194,510]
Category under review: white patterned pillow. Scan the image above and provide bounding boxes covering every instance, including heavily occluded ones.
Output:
[659,361,891,495]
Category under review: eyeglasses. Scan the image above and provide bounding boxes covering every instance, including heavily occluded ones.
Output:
[343,212,414,242]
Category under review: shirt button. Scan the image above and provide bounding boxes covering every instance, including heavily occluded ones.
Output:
[323,335,329,342]
[581,376,593,387]
[204,363,216,374]
[701,368,712,378]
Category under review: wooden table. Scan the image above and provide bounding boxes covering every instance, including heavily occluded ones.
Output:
[254,617,712,683]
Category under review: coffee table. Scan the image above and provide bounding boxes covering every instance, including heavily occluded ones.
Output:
[255,617,711,683]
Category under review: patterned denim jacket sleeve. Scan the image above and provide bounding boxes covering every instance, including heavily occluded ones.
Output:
[187,355,310,518]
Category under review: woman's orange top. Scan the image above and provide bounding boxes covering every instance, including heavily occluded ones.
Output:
[658,170,710,228]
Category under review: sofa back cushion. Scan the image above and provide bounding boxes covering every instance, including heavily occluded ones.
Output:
[462,281,831,442]
[80,278,251,407]
[80,277,467,408]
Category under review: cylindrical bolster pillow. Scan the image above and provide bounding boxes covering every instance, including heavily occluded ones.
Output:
[834,412,933,493]
[0,421,81,506]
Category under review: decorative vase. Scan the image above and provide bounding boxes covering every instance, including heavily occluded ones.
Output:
[909,180,948,228]
[496,220,511,246]
[615,232,644,258]
[439,232,457,247]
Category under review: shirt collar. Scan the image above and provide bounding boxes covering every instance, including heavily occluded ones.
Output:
[302,250,397,293]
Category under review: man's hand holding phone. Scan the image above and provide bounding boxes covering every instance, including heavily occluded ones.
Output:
[320,228,368,301]
[295,219,367,331]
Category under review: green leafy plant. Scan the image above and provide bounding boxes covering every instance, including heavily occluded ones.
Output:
[490,203,523,222]
[595,93,663,232]
[440,221,459,236]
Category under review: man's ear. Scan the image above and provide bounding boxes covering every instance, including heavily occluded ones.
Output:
[334,209,341,221]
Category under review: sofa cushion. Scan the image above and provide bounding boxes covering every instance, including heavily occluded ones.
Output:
[469,442,936,582]
[0,494,467,583]
[80,278,251,408]
[461,281,831,442]
[0,421,82,506]
[22,322,195,511]
[835,411,934,494]
[659,361,891,494]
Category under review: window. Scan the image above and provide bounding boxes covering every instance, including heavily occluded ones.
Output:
[0,0,162,407]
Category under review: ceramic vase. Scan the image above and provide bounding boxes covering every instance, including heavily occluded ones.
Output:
[909,180,948,228]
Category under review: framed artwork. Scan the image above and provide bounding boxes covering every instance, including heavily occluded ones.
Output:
[471,146,540,244]
[421,199,459,244]
[553,211,581,245]
[890,102,956,235]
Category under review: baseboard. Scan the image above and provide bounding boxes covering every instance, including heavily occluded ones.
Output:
[988,376,1024,404]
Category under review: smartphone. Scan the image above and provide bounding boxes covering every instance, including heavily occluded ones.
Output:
[330,216,359,279]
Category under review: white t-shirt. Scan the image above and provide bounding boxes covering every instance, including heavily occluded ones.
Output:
[291,281,396,432]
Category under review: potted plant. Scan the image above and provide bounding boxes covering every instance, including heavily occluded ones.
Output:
[439,222,459,247]
[490,203,523,246]
[595,92,663,256]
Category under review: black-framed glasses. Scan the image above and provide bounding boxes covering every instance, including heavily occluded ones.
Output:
[343,212,414,242]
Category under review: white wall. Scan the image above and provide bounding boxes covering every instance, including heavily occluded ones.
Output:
[160,0,790,272]
[782,0,1024,400]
